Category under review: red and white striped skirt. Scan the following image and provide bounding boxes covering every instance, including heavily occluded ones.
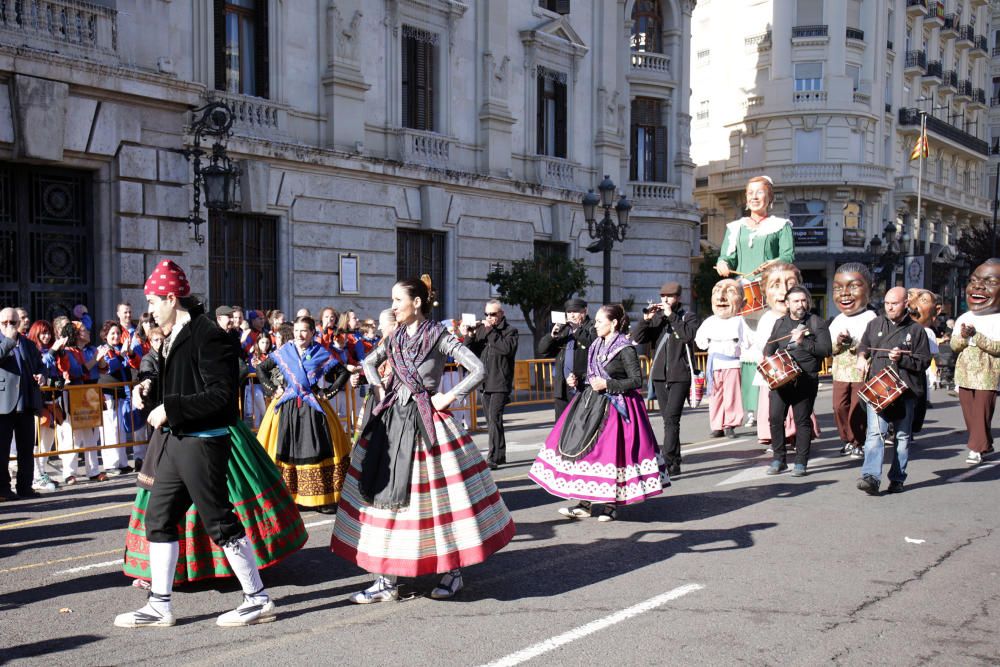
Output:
[330,410,516,577]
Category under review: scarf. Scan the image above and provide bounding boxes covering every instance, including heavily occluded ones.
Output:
[373,318,445,446]
[273,341,339,412]
[587,333,631,421]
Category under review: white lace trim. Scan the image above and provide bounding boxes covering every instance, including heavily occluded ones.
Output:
[534,446,664,483]
[529,462,665,502]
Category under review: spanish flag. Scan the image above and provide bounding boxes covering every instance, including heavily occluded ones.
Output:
[909,131,928,160]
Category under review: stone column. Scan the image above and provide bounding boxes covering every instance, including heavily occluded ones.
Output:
[322,2,371,151]
[478,0,515,176]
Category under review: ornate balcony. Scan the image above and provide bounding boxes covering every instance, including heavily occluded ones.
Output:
[745,30,771,52]
[956,25,974,49]
[630,50,672,78]
[924,60,942,82]
[956,79,973,99]
[941,14,959,37]
[970,88,987,109]
[972,35,988,57]
[904,50,927,74]
[628,181,678,204]
[793,90,827,105]
[905,0,928,16]
[792,24,828,39]
[899,106,988,155]
[940,69,958,92]
[853,91,871,105]
[204,91,288,141]
[531,155,576,189]
[846,27,864,42]
[395,127,453,169]
[712,163,894,192]
[0,0,118,63]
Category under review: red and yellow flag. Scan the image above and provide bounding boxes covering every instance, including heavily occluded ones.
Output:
[909,131,928,160]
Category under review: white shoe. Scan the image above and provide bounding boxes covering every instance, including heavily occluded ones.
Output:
[114,601,176,628]
[216,594,276,627]
[349,577,399,604]
[597,506,618,522]
[32,474,57,491]
[966,450,982,465]
[744,412,756,428]
[558,503,592,519]
[430,571,463,600]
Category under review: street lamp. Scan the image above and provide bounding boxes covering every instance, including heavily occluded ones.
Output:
[582,175,632,304]
[173,102,240,245]
[869,221,905,292]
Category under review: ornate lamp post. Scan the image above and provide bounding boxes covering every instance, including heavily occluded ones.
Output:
[174,102,240,244]
[582,175,632,304]
[869,221,906,293]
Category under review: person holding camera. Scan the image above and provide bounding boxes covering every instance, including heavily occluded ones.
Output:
[462,300,519,469]
[633,282,699,476]
[537,298,596,421]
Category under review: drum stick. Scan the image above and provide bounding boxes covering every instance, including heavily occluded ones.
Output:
[866,348,912,355]
[766,333,793,344]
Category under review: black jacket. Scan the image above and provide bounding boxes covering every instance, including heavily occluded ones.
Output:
[255,355,350,398]
[599,344,643,395]
[536,318,597,400]
[632,307,699,383]
[764,313,832,377]
[857,314,930,397]
[466,318,519,393]
[159,313,241,433]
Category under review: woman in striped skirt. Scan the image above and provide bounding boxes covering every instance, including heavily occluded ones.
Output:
[331,277,516,603]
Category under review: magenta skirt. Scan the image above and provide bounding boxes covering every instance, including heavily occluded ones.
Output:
[529,391,668,505]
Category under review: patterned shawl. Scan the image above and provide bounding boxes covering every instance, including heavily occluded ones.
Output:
[273,341,339,412]
[587,333,631,421]
[373,318,445,446]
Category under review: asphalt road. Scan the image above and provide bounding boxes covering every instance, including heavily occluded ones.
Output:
[2,383,999,666]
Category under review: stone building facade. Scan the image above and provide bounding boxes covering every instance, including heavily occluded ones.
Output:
[0,0,698,351]
[691,0,992,317]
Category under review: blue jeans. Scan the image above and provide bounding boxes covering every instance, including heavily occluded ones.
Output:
[861,395,915,483]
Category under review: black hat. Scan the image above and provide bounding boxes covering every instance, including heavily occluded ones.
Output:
[660,281,682,296]
[564,298,588,312]
[215,305,234,317]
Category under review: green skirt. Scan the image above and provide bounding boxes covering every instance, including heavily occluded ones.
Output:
[122,421,307,584]
[740,362,760,413]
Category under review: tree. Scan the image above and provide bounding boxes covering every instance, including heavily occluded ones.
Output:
[957,222,996,270]
[691,249,720,316]
[486,253,593,349]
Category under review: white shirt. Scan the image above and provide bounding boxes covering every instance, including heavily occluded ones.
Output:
[695,316,748,370]
[829,310,878,346]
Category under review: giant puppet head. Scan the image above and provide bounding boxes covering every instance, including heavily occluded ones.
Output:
[832,263,873,317]
[907,288,942,328]
[762,261,801,317]
[712,279,745,319]
[966,260,1000,315]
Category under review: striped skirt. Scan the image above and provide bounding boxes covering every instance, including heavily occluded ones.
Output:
[330,409,516,577]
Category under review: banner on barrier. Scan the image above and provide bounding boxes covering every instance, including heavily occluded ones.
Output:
[68,385,103,429]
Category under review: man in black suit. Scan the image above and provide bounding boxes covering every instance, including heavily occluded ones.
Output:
[633,282,699,476]
[0,307,44,500]
[537,298,596,421]
[115,260,276,629]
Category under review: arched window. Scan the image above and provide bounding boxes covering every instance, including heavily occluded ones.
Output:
[630,0,662,53]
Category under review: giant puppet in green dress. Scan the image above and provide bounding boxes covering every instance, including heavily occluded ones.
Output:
[715,175,796,428]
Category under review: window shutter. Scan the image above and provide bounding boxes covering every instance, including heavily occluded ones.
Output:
[415,39,433,131]
[213,0,226,91]
[555,0,571,14]
[554,79,567,158]
[254,0,270,99]
[402,35,412,128]
[655,125,668,182]
[424,40,434,131]
[629,125,638,180]
[536,72,546,154]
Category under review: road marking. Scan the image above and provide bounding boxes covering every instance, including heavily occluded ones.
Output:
[303,519,335,528]
[684,439,748,454]
[717,457,829,486]
[0,549,121,575]
[0,502,133,531]
[53,559,121,575]
[479,583,704,667]
[947,462,999,482]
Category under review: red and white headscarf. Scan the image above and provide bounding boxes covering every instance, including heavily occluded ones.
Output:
[144,259,190,297]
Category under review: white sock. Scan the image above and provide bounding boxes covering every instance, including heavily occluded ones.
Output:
[148,541,178,613]
[222,536,266,598]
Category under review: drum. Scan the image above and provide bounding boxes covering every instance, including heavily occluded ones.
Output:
[757,349,801,390]
[740,279,765,315]
[858,366,905,413]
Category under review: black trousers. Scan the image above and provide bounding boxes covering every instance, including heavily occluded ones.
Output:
[653,379,690,467]
[145,432,245,545]
[0,411,36,494]
[481,391,510,464]
[553,388,577,422]
[769,374,819,466]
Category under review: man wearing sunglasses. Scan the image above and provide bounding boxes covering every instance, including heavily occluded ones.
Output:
[0,307,45,500]
[537,298,596,421]
[463,300,519,470]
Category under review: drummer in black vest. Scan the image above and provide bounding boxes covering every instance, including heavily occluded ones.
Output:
[633,281,699,476]
[537,298,597,421]
[854,286,930,495]
[763,285,831,477]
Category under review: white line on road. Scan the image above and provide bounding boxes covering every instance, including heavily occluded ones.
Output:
[52,559,120,575]
[478,583,704,667]
[947,462,999,482]
[684,438,747,454]
[303,519,335,528]
[717,457,830,486]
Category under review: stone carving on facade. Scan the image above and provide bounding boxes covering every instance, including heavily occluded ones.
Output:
[484,52,511,100]
[678,112,691,154]
[327,3,363,65]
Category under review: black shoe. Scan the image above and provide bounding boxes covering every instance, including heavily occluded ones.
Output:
[857,475,880,495]
[886,481,904,494]
[134,459,143,473]
[488,461,500,470]
[16,489,41,499]
[315,504,338,514]
[724,427,737,439]
[667,463,681,477]
[710,430,725,438]
[1,489,17,501]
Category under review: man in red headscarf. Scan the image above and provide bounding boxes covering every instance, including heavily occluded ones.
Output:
[114,260,276,628]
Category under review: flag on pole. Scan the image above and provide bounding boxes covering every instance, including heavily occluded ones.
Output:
[909,131,928,160]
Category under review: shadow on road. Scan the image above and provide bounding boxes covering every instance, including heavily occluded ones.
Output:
[0,515,129,553]
[1,634,103,664]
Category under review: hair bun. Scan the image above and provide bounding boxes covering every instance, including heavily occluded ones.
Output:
[420,274,440,308]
